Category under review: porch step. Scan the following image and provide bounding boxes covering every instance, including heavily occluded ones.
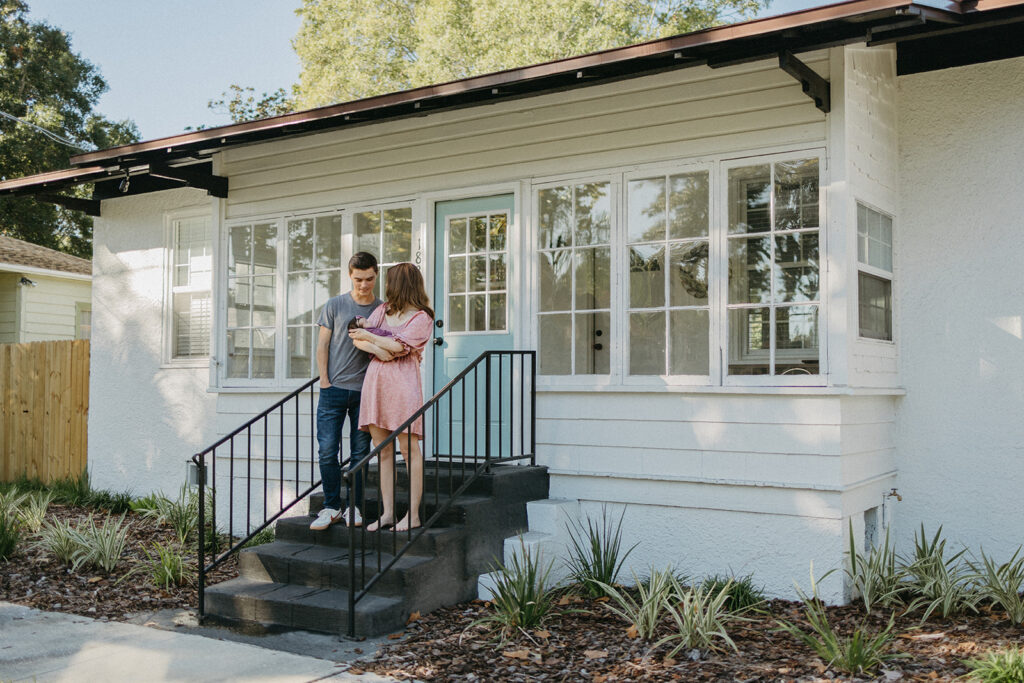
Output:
[205,577,406,636]
[205,463,549,637]
[325,461,548,502]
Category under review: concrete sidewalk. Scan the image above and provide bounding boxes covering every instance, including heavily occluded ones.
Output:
[0,602,395,682]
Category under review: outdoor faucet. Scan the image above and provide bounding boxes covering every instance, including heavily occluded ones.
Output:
[887,488,902,502]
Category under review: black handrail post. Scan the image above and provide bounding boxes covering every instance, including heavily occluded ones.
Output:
[530,351,536,466]
[195,453,206,620]
[347,482,356,638]
[485,353,492,468]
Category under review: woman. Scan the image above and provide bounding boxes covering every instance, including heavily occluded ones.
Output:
[350,262,434,532]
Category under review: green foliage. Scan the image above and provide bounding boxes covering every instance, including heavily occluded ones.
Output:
[0,1,139,257]
[143,542,195,589]
[564,505,638,597]
[86,489,133,514]
[207,85,294,124]
[241,526,275,549]
[15,490,54,533]
[130,493,166,514]
[595,567,674,640]
[901,525,981,620]
[654,574,742,658]
[34,517,78,566]
[0,509,21,560]
[965,646,1024,683]
[700,572,766,613]
[969,546,1024,625]
[136,485,200,545]
[844,521,904,614]
[292,0,770,108]
[776,571,904,676]
[48,471,92,506]
[475,538,556,638]
[0,487,28,517]
[68,514,130,573]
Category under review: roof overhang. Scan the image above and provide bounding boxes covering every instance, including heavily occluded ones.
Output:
[0,262,92,282]
[2,0,1023,208]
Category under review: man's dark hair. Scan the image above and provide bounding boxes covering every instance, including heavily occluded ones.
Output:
[349,251,378,273]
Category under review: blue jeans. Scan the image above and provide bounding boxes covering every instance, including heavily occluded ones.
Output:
[316,386,370,512]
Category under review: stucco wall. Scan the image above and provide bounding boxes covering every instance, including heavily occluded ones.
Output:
[19,275,91,342]
[896,56,1024,556]
[89,188,220,496]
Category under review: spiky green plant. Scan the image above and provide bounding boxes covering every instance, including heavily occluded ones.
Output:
[34,517,79,566]
[0,488,28,517]
[0,512,21,560]
[563,505,638,598]
[700,572,766,613]
[143,542,195,588]
[16,490,55,533]
[474,537,556,639]
[969,546,1024,625]
[965,646,1024,682]
[595,566,675,640]
[845,521,905,613]
[776,570,905,676]
[136,485,199,544]
[49,471,92,506]
[241,526,275,548]
[653,575,742,658]
[900,524,981,620]
[69,514,130,573]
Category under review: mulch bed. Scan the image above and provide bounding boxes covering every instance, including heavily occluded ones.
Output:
[3,507,1022,681]
[360,595,1024,682]
[0,502,237,622]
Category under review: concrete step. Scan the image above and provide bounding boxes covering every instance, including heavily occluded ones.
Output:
[331,462,547,501]
[274,514,467,557]
[205,577,406,636]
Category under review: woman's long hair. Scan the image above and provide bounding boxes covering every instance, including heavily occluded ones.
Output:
[385,262,434,319]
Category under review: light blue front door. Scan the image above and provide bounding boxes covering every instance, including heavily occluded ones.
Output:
[432,195,515,459]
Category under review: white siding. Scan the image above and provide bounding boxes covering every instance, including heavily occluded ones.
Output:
[0,274,17,343]
[88,188,220,496]
[221,56,828,218]
[19,275,91,342]
[896,56,1024,558]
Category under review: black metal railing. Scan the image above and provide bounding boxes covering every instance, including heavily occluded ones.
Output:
[191,349,536,630]
[342,350,535,637]
[192,376,321,620]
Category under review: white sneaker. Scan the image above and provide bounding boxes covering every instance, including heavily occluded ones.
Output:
[310,507,342,531]
[341,507,363,527]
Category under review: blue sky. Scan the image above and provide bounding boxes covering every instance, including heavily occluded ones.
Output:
[28,0,821,142]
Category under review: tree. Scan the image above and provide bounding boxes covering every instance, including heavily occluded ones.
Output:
[0,0,139,257]
[207,85,295,125]
[292,0,770,108]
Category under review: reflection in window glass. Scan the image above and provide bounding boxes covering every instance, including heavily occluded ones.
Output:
[670,309,709,375]
[447,211,509,333]
[858,273,892,341]
[727,158,820,376]
[227,223,278,379]
[539,314,571,375]
[857,203,894,342]
[171,216,212,359]
[629,311,665,375]
[537,182,612,375]
[286,214,342,378]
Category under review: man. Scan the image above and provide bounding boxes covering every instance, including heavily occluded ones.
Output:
[310,251,383,530]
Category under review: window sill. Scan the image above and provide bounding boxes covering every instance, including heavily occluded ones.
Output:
[160,359,211,370]
[537,384,906,396]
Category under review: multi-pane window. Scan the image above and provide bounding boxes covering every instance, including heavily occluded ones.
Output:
[626,170,710,376]
[447,212,508,333]
[537,181,612,375]
[857,203,893,341]
[354,208,413,298]
[286,215,342,378]
[227,223,277,379]
[726,158,820,376]
[170,215,212,359]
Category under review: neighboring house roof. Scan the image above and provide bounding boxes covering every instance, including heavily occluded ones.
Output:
[0,0,1022,204]
[0,235,91,277]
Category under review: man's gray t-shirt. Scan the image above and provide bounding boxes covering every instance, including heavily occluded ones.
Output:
[316,292,382,390]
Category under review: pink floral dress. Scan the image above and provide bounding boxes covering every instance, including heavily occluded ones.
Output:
[358,304,433,437]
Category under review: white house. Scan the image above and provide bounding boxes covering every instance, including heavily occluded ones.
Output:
[2,0,1022,604]
[0,235,92,343]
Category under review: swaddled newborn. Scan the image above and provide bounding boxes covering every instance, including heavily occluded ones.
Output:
[348,316,395,361]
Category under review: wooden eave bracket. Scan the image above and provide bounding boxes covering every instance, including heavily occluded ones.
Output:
[35,193,101,217]
[778,50,831,114]
[148,162,228,198]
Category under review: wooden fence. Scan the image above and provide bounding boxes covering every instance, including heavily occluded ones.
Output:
[0,340,89,483]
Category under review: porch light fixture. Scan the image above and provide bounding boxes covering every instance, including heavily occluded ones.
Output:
[118,169,130,194]
[19,276,37,287]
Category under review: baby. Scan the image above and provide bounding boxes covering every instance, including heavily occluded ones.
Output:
[349,316,396,361]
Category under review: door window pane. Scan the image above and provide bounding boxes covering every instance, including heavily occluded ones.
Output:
[489,213,507,251]
[539,314,571,375]
[628,245,664,309]
[449,296,466,332]
[355,211,381,258]
[449,256,466,293]
[538,187,572,249]
[575,247,610,311]
[539,250,572,312]
[669,241,708,307]
[468,294,486,331]
[489,254,506,290]
[576,312,610,375]
[450,218,468,253]
[575,182,611,246]
[383,209,412,262]
[490,293,507,331]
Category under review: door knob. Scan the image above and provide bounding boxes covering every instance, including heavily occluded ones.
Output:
[434,337,444,347]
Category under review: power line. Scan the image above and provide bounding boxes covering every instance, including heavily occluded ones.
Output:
[0,110,92,152]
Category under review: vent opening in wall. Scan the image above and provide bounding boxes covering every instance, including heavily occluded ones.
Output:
[864,506,879,551]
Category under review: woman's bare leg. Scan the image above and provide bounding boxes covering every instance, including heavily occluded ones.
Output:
[366,425,395,531]
[394,432,422,532]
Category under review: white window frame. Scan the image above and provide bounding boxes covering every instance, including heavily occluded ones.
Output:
[531,172,621,388]
[163,208,213,368]
[721,149,827,388]
[855,200,894,343]
[529,147,827,388]
[75,301,91,340]
[218,198,420,389]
